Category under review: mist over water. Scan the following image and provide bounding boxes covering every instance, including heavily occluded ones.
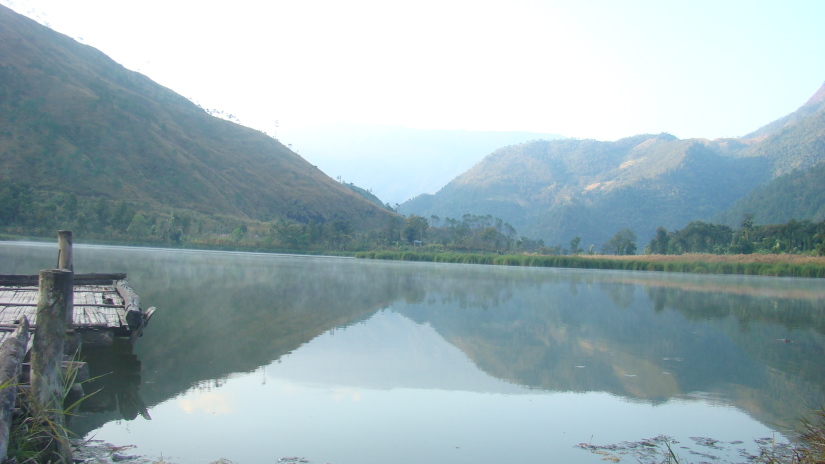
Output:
[1,242,823,463]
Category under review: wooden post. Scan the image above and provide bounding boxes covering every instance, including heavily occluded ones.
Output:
[0,317,30,460]
[57,230,73,272]
[30,269,73,463]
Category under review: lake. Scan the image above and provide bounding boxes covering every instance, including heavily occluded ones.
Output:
[1,241,824,463]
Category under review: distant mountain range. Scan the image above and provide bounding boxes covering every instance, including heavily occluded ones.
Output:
[279,123,563,205]
[3,2,823,248]
[400,83,825,247]
[0,5,393,231]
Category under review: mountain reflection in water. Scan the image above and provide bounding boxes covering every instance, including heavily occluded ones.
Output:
[1,242,823,463]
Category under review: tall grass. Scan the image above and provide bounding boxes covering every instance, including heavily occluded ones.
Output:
[795,407,825,463]
[6,355,93,463]
[354,251,825,278]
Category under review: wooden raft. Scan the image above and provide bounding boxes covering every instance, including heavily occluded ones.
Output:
[0,273,155,348]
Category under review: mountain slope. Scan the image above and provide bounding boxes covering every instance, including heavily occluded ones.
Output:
[714,161,825,226]
[400,84,825,247]
[0,5,394,229]
[281,122,564,205]
[400,134,771,246]
[732,83,825,183]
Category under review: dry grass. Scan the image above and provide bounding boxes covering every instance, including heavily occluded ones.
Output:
[581,253,825,265]
[796,407,825,463]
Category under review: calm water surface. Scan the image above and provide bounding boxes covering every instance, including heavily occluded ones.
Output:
[2,241,824,463]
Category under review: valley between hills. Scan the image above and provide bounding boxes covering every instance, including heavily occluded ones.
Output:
[1,4,824,269]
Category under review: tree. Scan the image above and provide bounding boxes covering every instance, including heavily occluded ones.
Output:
[126,212,151,238]
[403,215,428,243]
[328,220,353,249]
[63,193,78,222]
[93,197,109,227]
[570,236,582,255]
[602,228,637,255]
[230,227,245,243]
[647,227,669,254]
[111,201,135,232]
[480,227,502,250]
[669,221,732,254]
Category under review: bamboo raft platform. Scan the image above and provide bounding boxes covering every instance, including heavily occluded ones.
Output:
[0,233,156,461]
[0,273,155,349]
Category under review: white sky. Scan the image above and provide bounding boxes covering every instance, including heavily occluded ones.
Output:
[3,0,825,141]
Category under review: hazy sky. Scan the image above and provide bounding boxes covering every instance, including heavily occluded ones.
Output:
[4,0,825,141]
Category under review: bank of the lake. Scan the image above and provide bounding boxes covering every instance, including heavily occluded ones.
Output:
[355,250,825,278]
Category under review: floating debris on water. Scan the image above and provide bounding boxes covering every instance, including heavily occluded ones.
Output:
[575,434,791,463]
[690,436,724,449]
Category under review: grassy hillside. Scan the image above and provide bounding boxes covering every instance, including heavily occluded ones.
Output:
[401,83,825,248]
[401,134,773,247]
[0,5,394,234]
[714,161,825,226]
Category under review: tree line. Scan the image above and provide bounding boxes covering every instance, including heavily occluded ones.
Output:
[0,184,559,254]
[645,215,825,256]
[386,213,551,254]
[3,183,823,257]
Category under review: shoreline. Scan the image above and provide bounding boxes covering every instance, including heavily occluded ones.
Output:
[354,251,825,278]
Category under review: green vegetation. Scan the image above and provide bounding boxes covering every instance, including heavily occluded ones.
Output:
[400,84,825,248]
[0,181,389,253]
[714,161,825,227]
[6,356,88,463]
[0,5,394,240]
[647,216,825,256]
[4,184,825,280]
[354,250,825,278]
[340,181,395,211]
[399,133,776,247]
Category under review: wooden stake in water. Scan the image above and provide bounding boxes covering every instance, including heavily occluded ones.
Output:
[30,269,73,463]
[57,230,73,272]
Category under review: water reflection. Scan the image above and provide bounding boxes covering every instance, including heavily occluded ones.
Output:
[1,242,824,462]
[77,340,149,420]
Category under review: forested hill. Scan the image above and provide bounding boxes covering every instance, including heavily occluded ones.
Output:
[0,5,394,232]
[713,161,825,226]
[400,83,825,248]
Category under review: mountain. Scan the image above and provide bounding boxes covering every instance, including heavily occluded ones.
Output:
[737,83,825,176]
[400,83,825,248]
[280,123,564,205]
[0,5,394,230]
[713,160,825,226]
[711,84,825,226]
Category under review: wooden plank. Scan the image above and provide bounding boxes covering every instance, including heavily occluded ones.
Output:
[1,289,36,305]
[94,307,123,329]
[0,273,126,286]
[0,307,30,325]
[73,305,87,326]
[83,306,108,327]
[103,291,123,308]
[0,309,12,326]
